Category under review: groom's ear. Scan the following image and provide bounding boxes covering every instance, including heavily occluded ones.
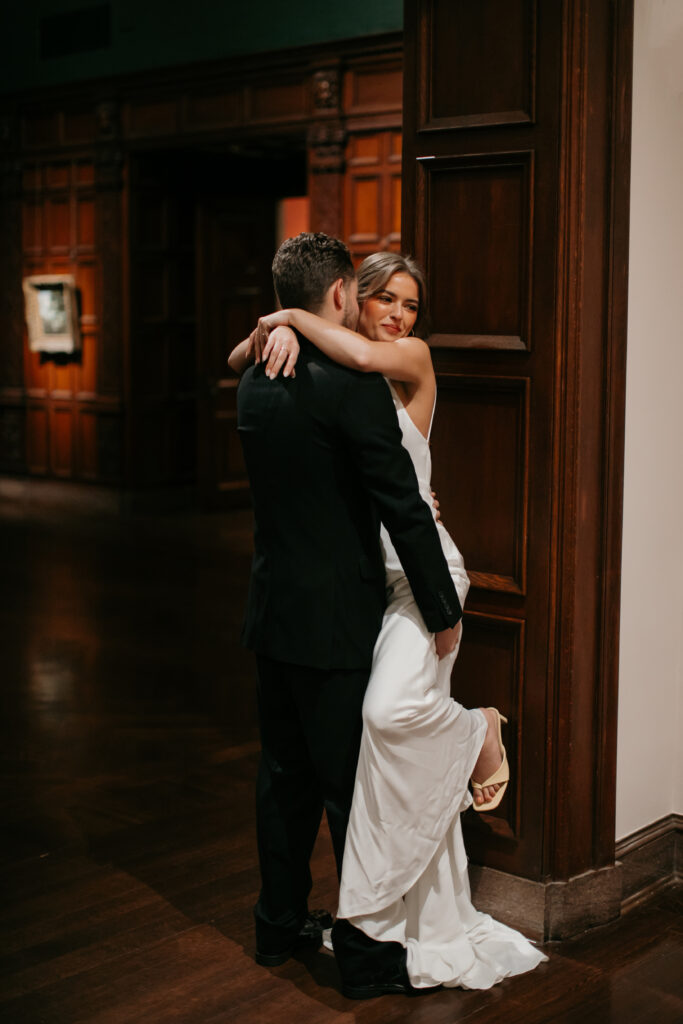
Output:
[331,277,345,312]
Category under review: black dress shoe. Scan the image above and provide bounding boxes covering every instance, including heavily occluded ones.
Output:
[341,962,438,999]
[331,919,440,999]
[255,909,333,966]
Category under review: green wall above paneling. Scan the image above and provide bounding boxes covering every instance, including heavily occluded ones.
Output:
[2,0,403,95]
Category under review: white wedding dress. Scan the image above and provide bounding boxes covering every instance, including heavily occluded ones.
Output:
[335,380,547,989]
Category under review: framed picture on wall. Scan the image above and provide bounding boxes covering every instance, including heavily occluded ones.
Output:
[22,274,81,354]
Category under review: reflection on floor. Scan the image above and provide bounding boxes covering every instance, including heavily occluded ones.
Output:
[1,480,681,1023]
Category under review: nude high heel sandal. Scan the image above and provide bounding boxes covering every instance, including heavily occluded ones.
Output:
[472,708,509,813]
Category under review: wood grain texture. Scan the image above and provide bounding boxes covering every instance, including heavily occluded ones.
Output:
[3,35,403,492]
[343,129,402,260]
[0,489,680,1022]
[403,0,634,903]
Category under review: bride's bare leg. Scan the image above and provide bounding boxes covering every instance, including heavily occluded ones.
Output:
[471,707,504,806]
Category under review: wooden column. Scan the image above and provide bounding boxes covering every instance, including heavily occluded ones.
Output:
[94,102,125,482]
[402,0,633,939]
[0,112,26,474]
[307,66,345,237]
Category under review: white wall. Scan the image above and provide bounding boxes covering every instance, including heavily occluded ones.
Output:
[616,0,683,840]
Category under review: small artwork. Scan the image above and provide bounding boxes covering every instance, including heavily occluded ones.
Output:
[22,275,81,354]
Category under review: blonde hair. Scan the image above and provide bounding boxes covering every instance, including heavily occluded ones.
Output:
[357,252,429,337]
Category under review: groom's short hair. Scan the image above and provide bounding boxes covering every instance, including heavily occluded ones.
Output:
[272,232,355,312]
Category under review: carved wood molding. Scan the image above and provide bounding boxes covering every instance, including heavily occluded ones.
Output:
[4,35,402,156]
[312,68,341,114]
[307,121,346,174]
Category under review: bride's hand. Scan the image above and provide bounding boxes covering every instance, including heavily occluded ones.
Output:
[431,490,441,523]
[263,325,299,379]
[252,309,292,363]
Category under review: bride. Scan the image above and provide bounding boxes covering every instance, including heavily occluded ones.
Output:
[236,251,546,996]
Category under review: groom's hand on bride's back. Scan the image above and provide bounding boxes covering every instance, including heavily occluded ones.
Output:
[435,621,462,660]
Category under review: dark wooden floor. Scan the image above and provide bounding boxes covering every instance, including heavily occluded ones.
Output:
[1,480,682,1023]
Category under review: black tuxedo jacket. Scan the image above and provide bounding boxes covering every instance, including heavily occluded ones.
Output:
[237,337,461,671]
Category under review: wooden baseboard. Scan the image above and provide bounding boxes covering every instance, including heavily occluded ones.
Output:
[468,813,682,941]
[616,812,683,911]
[468,862,622,942]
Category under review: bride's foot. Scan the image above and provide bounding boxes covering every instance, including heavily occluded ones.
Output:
[472,708,509,809]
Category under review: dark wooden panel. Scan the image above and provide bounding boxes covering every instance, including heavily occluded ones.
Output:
[453,611,524,840]
[214,397,247,494]
[389,173,401,238]
[125,99,179,138]
[347,134,381,164]
[76,197,96,249]
[344,130,402,260]
[138,265,169,322]
[0,161,24,401]
[0,407,25,471]
[51,359,73,398]
[75,161,95,187]
[403,0,634,898]
[22,201,43,254]
[95,157,124,399]
[26,406,49,473]
[130,408,166,483]
[170,258,196,323]
[184,90,241,129]
[345,64,403,114]
[62,108,97,143]
[46,197,71,255]
[76,262,97,324]
[16,157,115,481]
[22,111,59,149]
[419,0,536,130]
[78,331,97,395]
[418,152,533,349]
[134,194,168,250]
[50,406,74,477]
[168,333,195,395]
[45,163,70,190]
[131,335,167,399]
[169,402,197,481]
[196,192,274,507]
[78,408,98,479]
[22,166,42,192]
[431,374,529,594]
[248,80,308,122]
[25,346,49,393]
[96,413,123,481]
[348,177,380,242]
[128,153,198,486]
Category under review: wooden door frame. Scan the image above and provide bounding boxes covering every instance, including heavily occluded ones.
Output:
[402,0,634,939]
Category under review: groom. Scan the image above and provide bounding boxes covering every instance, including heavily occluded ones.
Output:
[237,232,461,997]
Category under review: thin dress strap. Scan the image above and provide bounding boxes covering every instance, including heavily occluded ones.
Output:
[386,378,437,443]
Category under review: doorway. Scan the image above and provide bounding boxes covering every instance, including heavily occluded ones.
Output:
[127,146,307,505]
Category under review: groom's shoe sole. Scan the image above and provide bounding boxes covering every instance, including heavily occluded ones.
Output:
[255,910,332,966]
[342,980,440,999]
[255,939,318,967]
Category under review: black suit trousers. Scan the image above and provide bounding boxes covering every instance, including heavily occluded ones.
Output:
[253,655,369,952]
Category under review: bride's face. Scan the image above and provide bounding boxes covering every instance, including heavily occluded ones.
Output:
[358,272,420,342]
